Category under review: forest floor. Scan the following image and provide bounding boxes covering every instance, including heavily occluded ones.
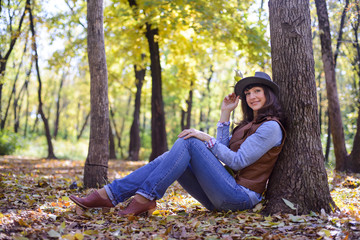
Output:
[0,156,359,240]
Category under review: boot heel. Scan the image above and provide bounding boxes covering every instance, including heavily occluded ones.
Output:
[146,207,156,216]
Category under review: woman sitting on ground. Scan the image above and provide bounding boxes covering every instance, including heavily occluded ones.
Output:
[70,71,286,216]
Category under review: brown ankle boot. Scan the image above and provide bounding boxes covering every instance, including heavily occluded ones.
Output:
[69,190,114,210]
[118,198,156,217]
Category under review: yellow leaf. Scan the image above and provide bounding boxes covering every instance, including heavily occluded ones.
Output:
[74,233,84,240]
[95,220,105,224]
[61,234,75,240]
[152,210,161,215]
[62,196,70,201]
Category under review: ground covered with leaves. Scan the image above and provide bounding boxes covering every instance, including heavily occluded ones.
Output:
[0,157,359,240]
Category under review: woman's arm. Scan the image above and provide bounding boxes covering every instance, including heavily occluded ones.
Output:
[209,121,283,171]
[178,93,239,144]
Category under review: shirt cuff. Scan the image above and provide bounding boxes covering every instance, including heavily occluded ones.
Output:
[217,121,230,127]
[205,137,217,149]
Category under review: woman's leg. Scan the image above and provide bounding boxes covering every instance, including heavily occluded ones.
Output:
[177,138,254,211]
[104,152,168,206]
[177,166,216,211]
[135,138,193,200]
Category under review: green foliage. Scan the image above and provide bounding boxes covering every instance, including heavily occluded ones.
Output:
[0,131,22,155]
[1,0,359,163]
[14,136,88,160]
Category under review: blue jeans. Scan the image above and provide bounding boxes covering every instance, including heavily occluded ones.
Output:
[104,138,254,211]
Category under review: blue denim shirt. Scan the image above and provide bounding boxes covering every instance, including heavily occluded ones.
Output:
[206,120,283,205]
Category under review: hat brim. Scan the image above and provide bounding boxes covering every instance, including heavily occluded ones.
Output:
[234,77,279,97]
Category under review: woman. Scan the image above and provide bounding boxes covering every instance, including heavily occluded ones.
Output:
[70,71,286,216]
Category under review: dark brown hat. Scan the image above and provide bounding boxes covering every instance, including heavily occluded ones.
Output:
[234,72,279,97]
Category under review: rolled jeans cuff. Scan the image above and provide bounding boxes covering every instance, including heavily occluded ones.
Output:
[135,190,156,201]
[104,185,118,207]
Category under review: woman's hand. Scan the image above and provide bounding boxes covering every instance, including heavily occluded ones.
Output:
[178,128,212,142]
[219,93,240,122]
[221,93,240,112]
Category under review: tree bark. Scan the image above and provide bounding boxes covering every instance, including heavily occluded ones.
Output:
[146,23,168,161]
[264,0,336,214]
[28,0,56,159]
[315,0,348,171]
[83,0,109,188]
[128,64,145,161]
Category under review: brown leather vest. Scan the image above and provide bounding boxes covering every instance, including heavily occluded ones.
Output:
[228,116,286,194]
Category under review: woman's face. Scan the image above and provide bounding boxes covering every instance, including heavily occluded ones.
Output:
[244,86,266,113]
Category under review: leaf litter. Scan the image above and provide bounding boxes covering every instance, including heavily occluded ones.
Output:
[0,156,359,239]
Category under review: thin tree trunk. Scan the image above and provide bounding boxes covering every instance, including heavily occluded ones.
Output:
[119,94,132,159]
[126,0,167,161]
[180,109,186,130]
[317,73,322,131]
[325,114,331,162]
[315,0,348,171]
[0,3,26,122]
[205,66,214,132]
[264,0,336,214]
[128,64,145,161]
[1,38,27,130]
[146,22,168,161]
[324,0,349,164]
[24,77,29,137]
[14,76,29,133]
[185,81,193,129]
[83,0,109,188]
[334,0,349,66]
[109,119,117,159]
[110,107,121,155]
[53,72,65,139]
[27,0,56,159]
[31,112,39,134]
[77,111,90,140]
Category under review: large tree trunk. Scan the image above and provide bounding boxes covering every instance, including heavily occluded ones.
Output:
[146,23,168,161]
[128,65,145,161]
[264,0,335,214]
[83,0,109,188]
[28,0,56,159]
[315,0,348,171]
